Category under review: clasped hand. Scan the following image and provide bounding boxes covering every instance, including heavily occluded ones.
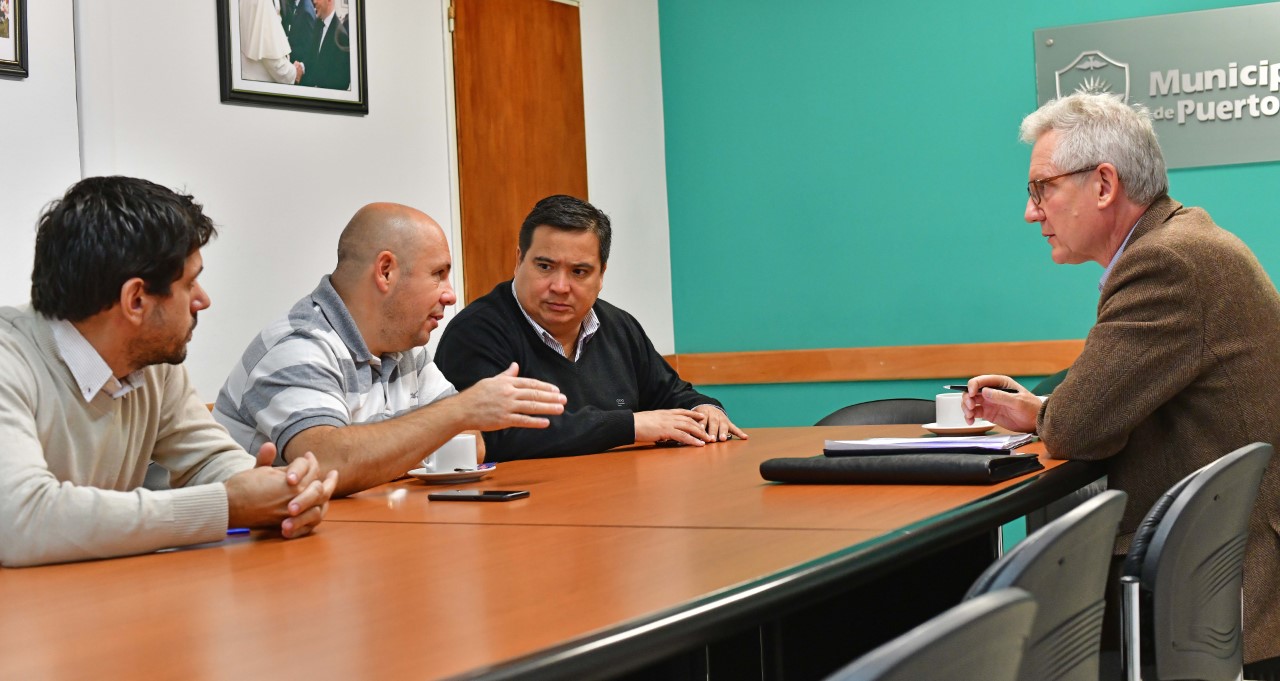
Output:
[225,444,339,539]
[634,405,748,446]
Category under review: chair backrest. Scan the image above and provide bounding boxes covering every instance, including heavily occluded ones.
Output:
[824,588,1037,681]
[1031,368,1069,396]
[1122,442,1273,681]
[815,398,936,426]
[965,490,1127,681]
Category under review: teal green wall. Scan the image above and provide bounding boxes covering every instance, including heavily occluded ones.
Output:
[658,0,1280,427]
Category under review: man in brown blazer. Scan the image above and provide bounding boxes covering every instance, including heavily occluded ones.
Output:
[960,92,1280,670]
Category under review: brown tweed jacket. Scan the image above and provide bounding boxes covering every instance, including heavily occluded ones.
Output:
[1038,195,1280,663]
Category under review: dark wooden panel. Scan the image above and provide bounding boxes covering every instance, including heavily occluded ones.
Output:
[453,0,589,303]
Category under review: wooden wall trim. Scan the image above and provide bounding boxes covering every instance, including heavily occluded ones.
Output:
[663,339,1084,387]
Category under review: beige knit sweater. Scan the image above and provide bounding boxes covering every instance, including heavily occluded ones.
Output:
[0,307,254,567]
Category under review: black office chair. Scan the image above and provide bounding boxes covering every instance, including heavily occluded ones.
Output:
[966,489,1127,681]
[815,398,935,426]
[1118,442,1273,681]
[823,588,1037,681]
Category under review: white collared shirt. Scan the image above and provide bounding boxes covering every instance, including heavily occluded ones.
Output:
[317,11,334,46]
[510,282,600,362]
[49,318,143,401]
[1099,222,1140,292]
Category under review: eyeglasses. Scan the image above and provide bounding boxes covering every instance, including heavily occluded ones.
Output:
[1026,165,1099,205]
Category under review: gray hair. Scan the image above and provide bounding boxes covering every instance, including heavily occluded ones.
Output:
[1019,93,1168,206]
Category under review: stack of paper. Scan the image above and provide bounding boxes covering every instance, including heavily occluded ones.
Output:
[824,434,1037,456]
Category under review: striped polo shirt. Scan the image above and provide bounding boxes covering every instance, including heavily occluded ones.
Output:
[213,276,457,463]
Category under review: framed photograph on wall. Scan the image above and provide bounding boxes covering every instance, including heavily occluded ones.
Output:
[217,0,368,114]
[0,0,28,78]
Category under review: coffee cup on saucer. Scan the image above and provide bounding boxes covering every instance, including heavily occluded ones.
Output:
[421,433,479,473]
[934,392,969,428]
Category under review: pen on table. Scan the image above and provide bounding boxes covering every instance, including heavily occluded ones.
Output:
[943,384,1020,394]
[227,528,250,536]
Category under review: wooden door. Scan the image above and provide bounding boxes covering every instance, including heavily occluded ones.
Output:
[452,0,589,304]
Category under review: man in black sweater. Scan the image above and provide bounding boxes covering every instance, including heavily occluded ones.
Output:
[435,195,746,461]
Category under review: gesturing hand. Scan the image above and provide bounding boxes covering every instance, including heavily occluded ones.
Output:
[459,363,566,430]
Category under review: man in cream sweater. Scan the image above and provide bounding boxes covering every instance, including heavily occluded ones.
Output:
[0,176,337,567]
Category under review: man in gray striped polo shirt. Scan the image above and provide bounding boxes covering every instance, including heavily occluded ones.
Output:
[214,203,566,496]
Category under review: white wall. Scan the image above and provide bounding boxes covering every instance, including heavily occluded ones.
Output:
[580,0,675,354]
[0,0,81,305]
[74,0,459,399]
[20,0,672,400]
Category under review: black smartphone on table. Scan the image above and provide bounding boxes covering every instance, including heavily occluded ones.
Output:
[427,489,530,502]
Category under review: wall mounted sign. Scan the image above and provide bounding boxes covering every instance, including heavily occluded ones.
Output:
[1034,3,1280,169]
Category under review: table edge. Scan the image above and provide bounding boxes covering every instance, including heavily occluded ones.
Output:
[449,458,1106,681]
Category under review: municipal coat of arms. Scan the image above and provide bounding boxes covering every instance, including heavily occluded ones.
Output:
[1055,51,1130,102]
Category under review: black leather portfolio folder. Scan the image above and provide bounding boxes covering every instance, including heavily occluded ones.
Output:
[759,453,1044,485]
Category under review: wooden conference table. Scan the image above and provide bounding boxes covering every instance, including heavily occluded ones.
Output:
[0,426,1102,681]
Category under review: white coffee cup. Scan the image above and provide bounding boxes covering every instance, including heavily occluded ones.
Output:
[421,433,479,473]
[934,393,968,427]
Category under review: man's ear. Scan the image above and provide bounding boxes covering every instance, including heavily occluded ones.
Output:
[119,278,150,326]
[514,248,525,277]
[1096,162,1120,209]
[374,251,397,293]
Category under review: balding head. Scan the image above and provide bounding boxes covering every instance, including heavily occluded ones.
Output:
[333,203,445,285]
[328,203,456,356]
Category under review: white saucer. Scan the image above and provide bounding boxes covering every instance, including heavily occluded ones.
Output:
[922,421,995,436]
[408,463,496,485]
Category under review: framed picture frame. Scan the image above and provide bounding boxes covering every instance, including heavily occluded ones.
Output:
[0,0,28,79]
[216,0,368,114]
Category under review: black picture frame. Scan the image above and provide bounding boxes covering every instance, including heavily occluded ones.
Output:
[216,0,368,114]
[0,0,28,79]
